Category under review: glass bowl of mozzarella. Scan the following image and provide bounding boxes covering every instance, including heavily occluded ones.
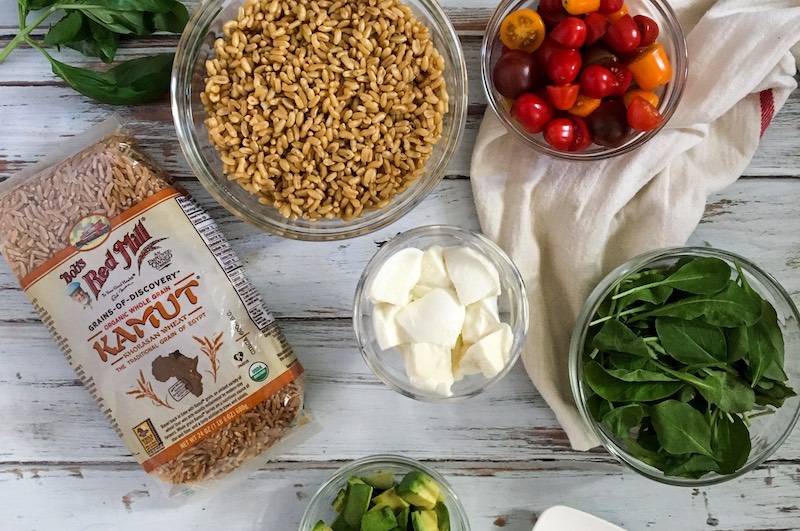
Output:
[353,225,529,402]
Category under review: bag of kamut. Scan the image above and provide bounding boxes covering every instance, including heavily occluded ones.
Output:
[0,117,313,495]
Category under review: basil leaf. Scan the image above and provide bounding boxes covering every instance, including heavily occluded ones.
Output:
[20,0,58,10]
[593,320,651,358]
[67,19,119,63]
[650,400,715,457]
[149,1,189,33]
[655,317,726,365]
[637,282,763,328]
[584,361,684,402]
[43,11,88,46]
[602,404,645,439]
[49,53,173,105]
[83,8,149,35]
[712,414,750,475]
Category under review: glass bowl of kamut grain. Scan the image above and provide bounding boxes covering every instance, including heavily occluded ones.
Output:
[172,0,467,240]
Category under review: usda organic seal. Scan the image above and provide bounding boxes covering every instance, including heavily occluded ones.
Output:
[249,362,268,382]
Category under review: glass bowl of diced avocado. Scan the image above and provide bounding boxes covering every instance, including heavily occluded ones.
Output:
[570,247,800,486]
[353,225,529,402]
[299,454,471,531]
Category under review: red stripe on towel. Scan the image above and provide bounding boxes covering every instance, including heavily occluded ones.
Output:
[759,89,775,138]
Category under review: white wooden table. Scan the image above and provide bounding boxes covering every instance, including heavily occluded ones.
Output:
[1,2,799,530]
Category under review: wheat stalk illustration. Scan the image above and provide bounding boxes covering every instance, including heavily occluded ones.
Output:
[126,370,174,409]
[194,332,224,383]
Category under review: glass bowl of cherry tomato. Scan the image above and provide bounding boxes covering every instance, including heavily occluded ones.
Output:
[481,0,688,159]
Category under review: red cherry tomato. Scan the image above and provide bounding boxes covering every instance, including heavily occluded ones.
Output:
[550,17,587,48]
[537,0,569,28]
[579,65,615,99]
[534,37,563,68]
[546,83,579,110]
[606,62,633,96]
[584,12,610,45]
[545,46,582,84]
[604,14,641,53]
[512,93,554,133]
[543,116,591,151]
[585,99,631,147]
[492,50,542,99]
[633,15,660,47]
[627,95,663,131]
[599,0,623,13]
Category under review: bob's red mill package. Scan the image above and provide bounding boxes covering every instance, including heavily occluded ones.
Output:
[0,117,313,496]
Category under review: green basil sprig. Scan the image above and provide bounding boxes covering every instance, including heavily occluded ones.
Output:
[1,0,189,104]
[584,256,795,479]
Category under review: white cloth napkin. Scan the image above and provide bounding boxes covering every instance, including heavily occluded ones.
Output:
[470,0,800,450]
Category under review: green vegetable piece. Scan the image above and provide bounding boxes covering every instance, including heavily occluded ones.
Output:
[313,521,335,531]
[665,454,720,479]
[434,502,451,531]
[411,510,439,531]
[584,361,684,403]
[331,514,358,531]
[655,317,726,365]
[593,320,651,358]
[747,299,785,386]
[613,257,731,303]
[650,400,714,457]
[362,506,398,531]
[602,404,645,439]
[608,352,651,372]
[43,11,87,46]
[724,327,749,364]
[396,507,410,529]
[755,380,797,408]
[150,1,190,33]
[586,393,613,422]
[712,414,751,475]
[49,53,174,105]
[604,368,678,383]
[396,471,440,510]
[343,477,373,529]
[614,270,673,311]
[635,282,763,328]
[372,487,410,512]
[332,488,347,513]
[362,470,397,491]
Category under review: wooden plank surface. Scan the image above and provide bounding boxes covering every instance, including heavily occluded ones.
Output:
[1,2,799,530]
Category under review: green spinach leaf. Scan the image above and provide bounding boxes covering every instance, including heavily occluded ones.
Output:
[650,400,715,457]
[711,414,750,475]
[593,320,651,358]
[602,404,645,439]
[635,282,763,328]
[656,317,726,365]
[585,361,684,403]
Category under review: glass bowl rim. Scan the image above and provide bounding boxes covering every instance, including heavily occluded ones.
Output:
[480,0,689,161]
[170,0,469,241]
[352,224,530,403]
[569,245,800,486]
[298,454,471,530]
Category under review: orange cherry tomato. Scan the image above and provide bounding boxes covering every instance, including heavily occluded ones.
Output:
[623,88,659,108]
[561,0,601,16]
[566,94,601,117]
[606,3,629,23]
[500,9,546,53]
[627,43,672,91]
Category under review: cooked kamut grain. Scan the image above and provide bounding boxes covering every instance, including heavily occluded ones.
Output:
[0,131,307,488]
[201,0,449,221]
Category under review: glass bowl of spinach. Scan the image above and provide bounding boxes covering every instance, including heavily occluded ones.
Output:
[569,247,800,486]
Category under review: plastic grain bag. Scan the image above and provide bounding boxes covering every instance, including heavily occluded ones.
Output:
[0,117,313,496]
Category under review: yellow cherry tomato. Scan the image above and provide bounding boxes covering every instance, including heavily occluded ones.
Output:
[623,88,659,108]
[500,9,546,53]
[628,43,672,91]
[566,94,602,117]
[562,0,601,16]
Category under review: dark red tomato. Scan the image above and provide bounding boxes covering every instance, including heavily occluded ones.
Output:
[627,95,663,131]
[550,17,587,48]
[606,62,632,96]
[501,44,513,55]
[512,93,554,133]
[543,116,591,151]
[492,50,541,99]
[582,45,619,66]
[545,47,582,84]
[537,0,569,28]
[579,65,615,99]
[604,15,641,53]
[534,37,563,68]
[546,83,579,110]
[584,12,610,45]
[598,0,623,13]
[633,15,660,47]
[585,99,631,147]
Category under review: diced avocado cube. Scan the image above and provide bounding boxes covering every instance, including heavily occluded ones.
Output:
[396,506,410,529]
[362,470,397,491]
[343,477,374,528]
[411,509,438,531]
[331,513,357,531]
[372,486,410,512]
[434,502,450,531]
[312,521,335,531]
[362,506,398,531]
[332,488,347,513]
[396,471,440,510]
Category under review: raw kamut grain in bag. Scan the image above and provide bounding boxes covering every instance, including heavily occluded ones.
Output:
[0,117,313,496]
